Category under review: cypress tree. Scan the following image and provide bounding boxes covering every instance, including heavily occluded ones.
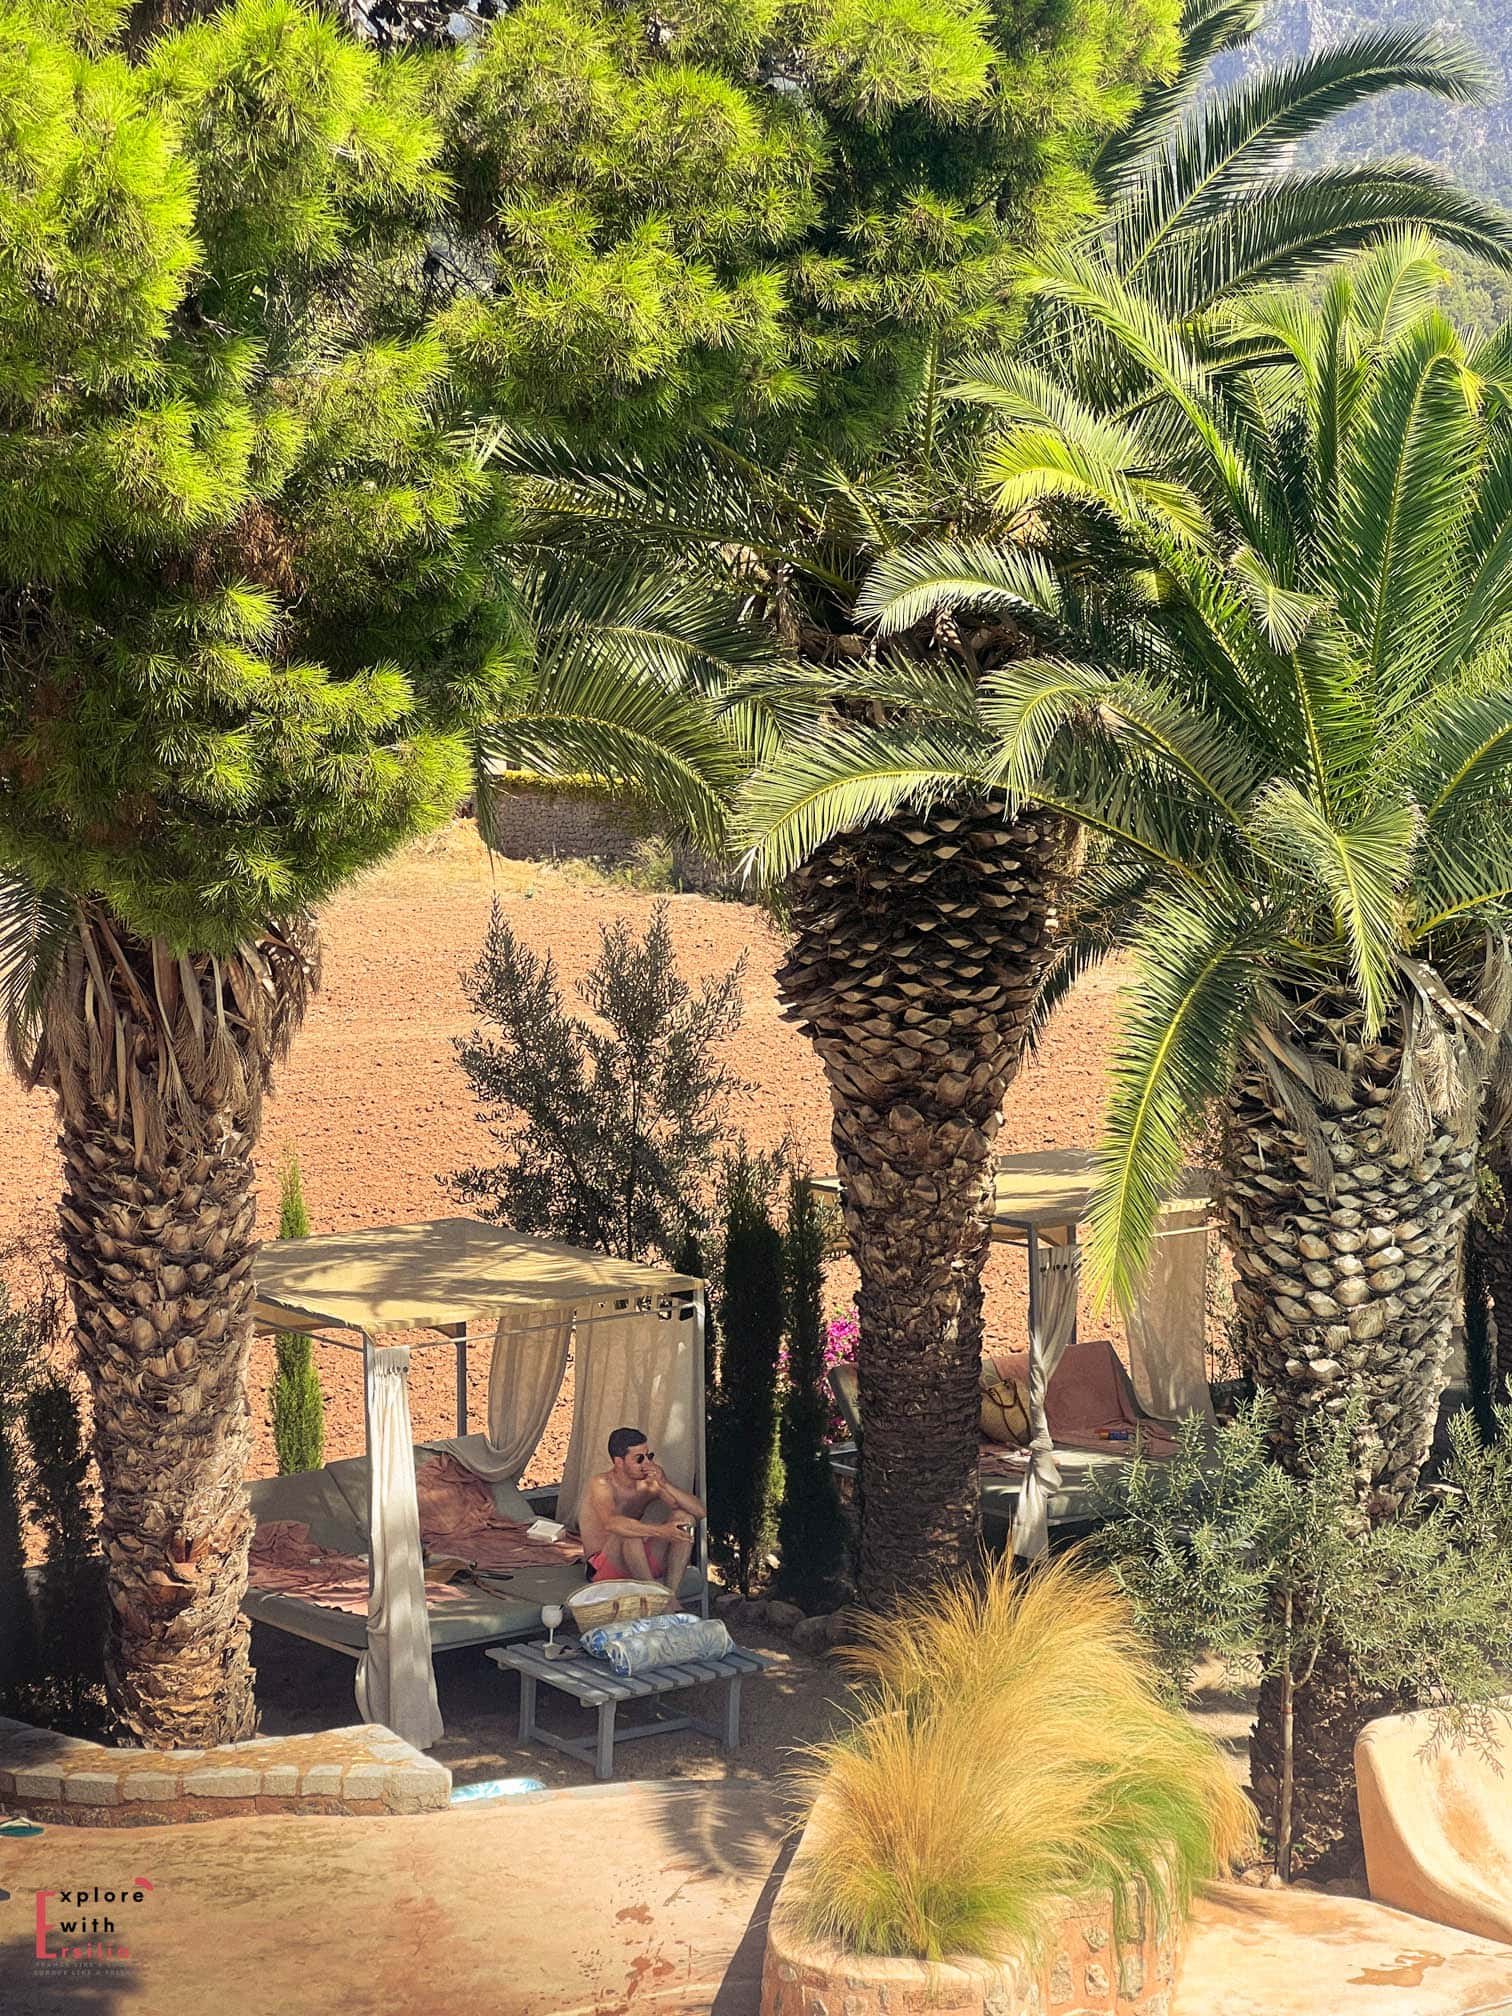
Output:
[0,1308,37,1717]
[709,1151,785,1595]
[270,1156,324,1475]
[23,1375,108,1737]
[775,1172,850,1608]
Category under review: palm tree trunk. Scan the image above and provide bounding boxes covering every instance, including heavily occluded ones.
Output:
[778,797,1074,1605]
[1224,1046,1475,1515]
[1222,1015,1478,1875]
[38,907,314,1748]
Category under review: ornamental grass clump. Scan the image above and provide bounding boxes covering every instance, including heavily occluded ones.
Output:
[791,1555,1254,1964]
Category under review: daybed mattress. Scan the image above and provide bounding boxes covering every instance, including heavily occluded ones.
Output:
[243,1437,702,1653]
[826,1442,1132,1523]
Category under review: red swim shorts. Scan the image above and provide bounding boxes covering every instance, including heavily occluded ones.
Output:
[588,1536,668,1581]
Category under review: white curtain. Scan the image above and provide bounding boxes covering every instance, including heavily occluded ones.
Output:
[451,1303,573,1482]
[1011,1244,1082,1563]
[1126,1220,1215,1424]
[556,1299,698,1530]
[356,1344,443,1752]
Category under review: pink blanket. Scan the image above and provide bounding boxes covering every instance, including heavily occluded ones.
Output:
[415,1453,584,1571]
[987,1340,1177,1459]
[248,1520,469,1615]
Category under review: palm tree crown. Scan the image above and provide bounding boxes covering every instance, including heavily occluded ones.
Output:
[815,235,1512,1305]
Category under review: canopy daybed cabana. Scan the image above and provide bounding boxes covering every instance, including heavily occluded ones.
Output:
[815,1149,1215,1557]
[248,1217,707,1750]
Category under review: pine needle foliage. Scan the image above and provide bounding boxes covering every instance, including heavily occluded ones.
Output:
[270,1155,323,1475]
[792,1554,1254,1962]
[452,900,744,1262]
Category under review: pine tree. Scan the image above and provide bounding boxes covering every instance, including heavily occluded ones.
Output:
[775,1171,850,1609]
[0,0,1190,1747]
[270,1156,324,1475]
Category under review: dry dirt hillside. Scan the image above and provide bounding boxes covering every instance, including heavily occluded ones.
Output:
[0,821,1123,1482]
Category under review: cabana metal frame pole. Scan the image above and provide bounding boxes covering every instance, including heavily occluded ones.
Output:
[692,1297,710,1619]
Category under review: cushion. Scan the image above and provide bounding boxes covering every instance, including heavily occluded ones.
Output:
[325,1436,537,1533]
[979,1354,1032,1446]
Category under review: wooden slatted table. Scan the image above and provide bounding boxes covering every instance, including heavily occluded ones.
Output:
[486,1639,774,1780]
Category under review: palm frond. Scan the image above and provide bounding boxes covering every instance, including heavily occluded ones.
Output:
[1407,682,1512,831]
[1330,310,1475,686]
[1249,781,1418,1035]
[1022,850,1159,1054]
[738,724,991,883]
[1440,429,1512,671]
[1115,28,1491,278]
[1137,170,1512,318]
[1091,0,1264,201]
[478,558,765,853]
[0,874,75,1082]
[1089,888,1266,1307]
[855,540,1062,635]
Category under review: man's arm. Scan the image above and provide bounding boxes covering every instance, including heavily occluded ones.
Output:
[647,1463,705,1523]
[585,1478,686,1542]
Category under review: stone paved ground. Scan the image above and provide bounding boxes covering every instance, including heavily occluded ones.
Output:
[2,1777,1509,2016]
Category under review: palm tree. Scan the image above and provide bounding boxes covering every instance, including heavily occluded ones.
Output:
[715,14,1512,1603]
[491,8,1512,1610]
[817,235,1512,1870]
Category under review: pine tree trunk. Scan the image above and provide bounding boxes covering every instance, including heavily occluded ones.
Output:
[1222,1017,1478,1875]
[37,908,314,1748]
[778,798,1075,1605]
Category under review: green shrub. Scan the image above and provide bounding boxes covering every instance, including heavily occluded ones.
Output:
[792,1555,1254,1963]
[270,1157,324,1475]
[453,902,743,1262]
[1096,1401,1512,1878]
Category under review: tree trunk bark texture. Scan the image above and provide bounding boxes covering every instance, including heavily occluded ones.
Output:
[1222,1024,1477,1877]
[38,909,313,1748]
[1223,1051,1475,1518]
[778,797,1074,1606]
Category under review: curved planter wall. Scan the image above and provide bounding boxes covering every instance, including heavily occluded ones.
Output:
[762,1794,1185,2016]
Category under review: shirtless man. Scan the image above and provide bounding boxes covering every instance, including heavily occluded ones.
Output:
[577,1427,705,1594]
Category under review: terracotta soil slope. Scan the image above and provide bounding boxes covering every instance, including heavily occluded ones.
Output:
[0,820,1122,1487]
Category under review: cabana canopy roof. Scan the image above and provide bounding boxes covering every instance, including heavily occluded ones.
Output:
[253,1216,701,1337]
[812,1148,1213,1238]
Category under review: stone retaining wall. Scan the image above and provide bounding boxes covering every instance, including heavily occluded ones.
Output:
[0,1717,450,1827]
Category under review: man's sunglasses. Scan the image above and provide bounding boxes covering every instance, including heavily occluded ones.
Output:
[630,1450,656,1463]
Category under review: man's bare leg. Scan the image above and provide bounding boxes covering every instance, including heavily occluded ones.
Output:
[618,1533,655,1580]
[659,1528,693,1597]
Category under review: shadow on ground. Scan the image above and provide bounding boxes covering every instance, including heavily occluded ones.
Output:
[0,1931,142,2016]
